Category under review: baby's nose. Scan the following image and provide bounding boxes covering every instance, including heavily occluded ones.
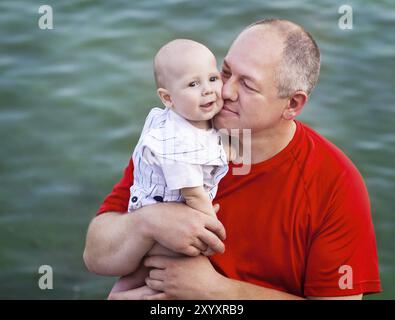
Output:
[202,83,214,96]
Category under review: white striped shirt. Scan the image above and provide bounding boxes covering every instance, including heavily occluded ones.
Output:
[128,107,228,211]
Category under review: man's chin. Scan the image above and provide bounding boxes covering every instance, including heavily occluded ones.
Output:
[214,112,240,130]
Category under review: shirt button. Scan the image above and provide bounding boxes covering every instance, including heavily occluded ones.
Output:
[154,196,163,202]
[131,196,138,203]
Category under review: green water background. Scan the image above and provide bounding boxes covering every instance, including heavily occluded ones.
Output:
[0,0,394,299]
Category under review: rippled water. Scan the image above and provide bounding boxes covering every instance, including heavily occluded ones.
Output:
[1,0,394,299]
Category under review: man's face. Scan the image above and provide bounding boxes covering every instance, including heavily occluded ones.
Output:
[214,27,288,133]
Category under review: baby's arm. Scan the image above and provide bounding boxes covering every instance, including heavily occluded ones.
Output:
[181,186,216,217]
[109,187,212,299]
[181,186,218,256]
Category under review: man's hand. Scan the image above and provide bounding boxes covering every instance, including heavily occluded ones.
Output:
[141,202,226,256]
[141,255,304,300]
[109,253,363,300]
[143,255,226,300]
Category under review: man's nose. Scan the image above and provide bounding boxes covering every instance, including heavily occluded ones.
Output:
[222,77,238,101]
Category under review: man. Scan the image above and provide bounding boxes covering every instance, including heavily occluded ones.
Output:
[83,19,381,299]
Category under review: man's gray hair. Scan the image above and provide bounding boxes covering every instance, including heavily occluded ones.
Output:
[248,19,321,98]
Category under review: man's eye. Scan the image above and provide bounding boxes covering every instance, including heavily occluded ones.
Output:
[188,81,198,87]
[243,80,255,91]
[221,70,230,78]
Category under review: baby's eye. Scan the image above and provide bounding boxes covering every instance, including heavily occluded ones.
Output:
[188,81,198,87]
[209,76,219,82]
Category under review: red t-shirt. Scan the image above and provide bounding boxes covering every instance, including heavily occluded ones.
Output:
[97,120,381,297]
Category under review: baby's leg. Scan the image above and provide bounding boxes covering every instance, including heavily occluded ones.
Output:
[108,243,180,299]
[109,264,150,295]
[108,264,161,300]
[108,284,159,300]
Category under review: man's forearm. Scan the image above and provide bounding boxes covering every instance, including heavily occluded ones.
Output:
[83,210,154,276]
[213,276,305,300]
[84,202,226,277]
[214,277,363,300]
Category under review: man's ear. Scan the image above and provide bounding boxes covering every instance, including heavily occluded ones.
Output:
[282,91,308,120]
[157,88,173,108]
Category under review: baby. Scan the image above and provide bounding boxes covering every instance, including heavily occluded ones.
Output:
[108,39,230,299]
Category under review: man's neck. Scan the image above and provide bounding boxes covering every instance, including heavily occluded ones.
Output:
[239,120,297,164]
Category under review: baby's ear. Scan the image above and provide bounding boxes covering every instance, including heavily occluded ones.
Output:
[157,88,173,108]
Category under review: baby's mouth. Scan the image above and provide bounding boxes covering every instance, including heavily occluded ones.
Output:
[200,101,215,108]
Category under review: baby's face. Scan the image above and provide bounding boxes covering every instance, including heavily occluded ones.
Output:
[166,49,223,129]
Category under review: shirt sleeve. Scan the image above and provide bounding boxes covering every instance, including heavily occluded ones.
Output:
[96,158,134,215]
[159,157,203,191]
[304,168,381,297]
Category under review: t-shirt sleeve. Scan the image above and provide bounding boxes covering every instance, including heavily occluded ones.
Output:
[304,168,381,297]
[96,158,134,215]
[159,157,203,191]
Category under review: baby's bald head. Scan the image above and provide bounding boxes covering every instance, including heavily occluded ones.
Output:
[154,39,216,89]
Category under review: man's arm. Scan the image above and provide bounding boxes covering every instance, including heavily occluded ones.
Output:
[83,202,226,276]
[218,277,362,300]
[83,209,154,276]
[140,255,363,300]
[213,278,362,300]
